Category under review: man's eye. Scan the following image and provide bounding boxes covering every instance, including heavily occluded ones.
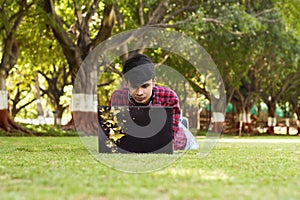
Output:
[141,84,149,88]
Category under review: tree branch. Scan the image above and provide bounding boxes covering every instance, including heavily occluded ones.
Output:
[257,18,279,23]
[44,1,77,52]
[145,17,192,28]
[114,1,124,32]
[85,0,101,24]
[139,0,145,25]
[161,0,194,23]
[98,79,115,87]
[253,8,274,17]
[108,63,122,77]
[92,3,115,48]
[147,0,170,25]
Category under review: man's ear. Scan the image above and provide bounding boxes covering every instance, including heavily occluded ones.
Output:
[153,77,156,84]
[123,77,129,86]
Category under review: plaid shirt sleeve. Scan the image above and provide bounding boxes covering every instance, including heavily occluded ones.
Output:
[169,94,187,150]
[108,88,129,106]
[152,86,187,150]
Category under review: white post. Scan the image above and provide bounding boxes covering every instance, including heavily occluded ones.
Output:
[267,117,273,127]
[211,112,225,133]
[70,93,98,112]
[0,90,8,110]
[272,117,277,127]
[211,112,225,123]
[246,113,251,124]
[238,113,243,136]
[57,118,62,125]
[285,118,290,135]
[197,108,202,130]
[285,118,290,127]
[238,113,244,125]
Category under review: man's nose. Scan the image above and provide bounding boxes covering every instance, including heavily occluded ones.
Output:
[135,87,143,95]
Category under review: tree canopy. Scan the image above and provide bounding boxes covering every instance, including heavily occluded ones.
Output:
[0,0,299,134]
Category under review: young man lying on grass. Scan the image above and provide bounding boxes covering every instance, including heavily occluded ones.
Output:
[109,53,198,151]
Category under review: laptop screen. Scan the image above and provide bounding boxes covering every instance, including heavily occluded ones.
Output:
[98,106,173,154]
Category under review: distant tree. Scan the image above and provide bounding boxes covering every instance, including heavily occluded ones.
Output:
[258,27,300,134]
[38,62,72,125]
[40,0,205,134]
[39,0,116,134]
[181,0,300,135]
[0,0,33,133]
[7,67,37,119]
[286,84,300,135]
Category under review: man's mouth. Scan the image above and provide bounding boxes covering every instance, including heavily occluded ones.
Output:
[135,97,144,101]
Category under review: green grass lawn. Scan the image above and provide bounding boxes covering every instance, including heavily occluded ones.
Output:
[1,136,300,200]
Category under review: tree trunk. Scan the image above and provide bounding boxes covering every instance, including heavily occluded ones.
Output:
[72,111,98,135]
[237,112,244,136]
[243,112,252,134]
[62,93,98,135]
[0,2,34,134]
[232,89,255,136]
[266,101,276,135]
[210,83,226,134]
[34,76,46,124]
[211,112,225,133]
[197,107,202,130]
[54,108,64,126]
[236,112,252,136]
[296,119,300,135]
[0,109,30,133]
[0,68,31,134]
[234,102,244,136]
[291,103,300,136]
[43,1,115,135]
[0,90,32,134]
[285,118,290,135]
[210,98,226,134]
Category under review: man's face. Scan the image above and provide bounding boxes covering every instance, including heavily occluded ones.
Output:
[127,79,155,105]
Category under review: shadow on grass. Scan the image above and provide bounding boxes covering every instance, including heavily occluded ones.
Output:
[0,123,78,137]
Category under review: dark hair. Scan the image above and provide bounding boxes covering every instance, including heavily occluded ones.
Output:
[122,53,155,86]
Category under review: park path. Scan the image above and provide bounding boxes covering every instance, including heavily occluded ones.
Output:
[218,138,300,143]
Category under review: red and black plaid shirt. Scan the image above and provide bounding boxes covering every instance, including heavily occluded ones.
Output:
[109,85,187,150]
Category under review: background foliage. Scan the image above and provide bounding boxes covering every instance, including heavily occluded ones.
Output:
[0,0,299,128]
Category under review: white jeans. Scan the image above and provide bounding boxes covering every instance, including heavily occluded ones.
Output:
[179,122,199,150]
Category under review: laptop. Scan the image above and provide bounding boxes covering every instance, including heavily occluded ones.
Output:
[97,106,173,154]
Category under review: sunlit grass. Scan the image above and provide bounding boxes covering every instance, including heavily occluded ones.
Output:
[1,136,300,199]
